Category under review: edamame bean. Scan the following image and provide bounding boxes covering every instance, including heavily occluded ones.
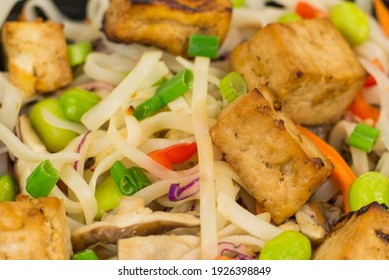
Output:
[259,230,311,260]
[278,12,302,23]
[60,88,101,123]
[330,2,369,45]
[29,98,78,152]
[94,176,124,220]
[348,171,389,211]
[0,174,17,202]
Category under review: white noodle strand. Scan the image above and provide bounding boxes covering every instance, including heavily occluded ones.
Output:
[82,51,163,130]
[192,56,218,259]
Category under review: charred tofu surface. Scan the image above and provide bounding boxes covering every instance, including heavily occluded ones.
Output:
[1,21,73,97]
[230,18,366,126]
[210,87,333,225]
[314,202,389,260]
[103,0,232,56]
[0,196,72,260]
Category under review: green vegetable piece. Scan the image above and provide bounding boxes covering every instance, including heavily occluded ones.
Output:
[219,71,248,103]
[26,160,60,198]
[330,2,369,45]
[67,41,93,67]
[29,98,78,152]
[187,34,219,58]
[347,123,380,153]
[0,175,17,202]
[94,176,124,220]
[133,69,193,120]
[278,12,302,23]
[60,88,101,122]
[349,171,389,211]
[259,230,311,260]
[110,161,151,196]
[72,249,99,260]
[230,0,245,8]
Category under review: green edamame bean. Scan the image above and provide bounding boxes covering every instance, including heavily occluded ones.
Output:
[330,2,369,45]
[348,171,389,211]
[60,88,101,123]
[29,98,78,152]
[0,174,17,202]
[94,176,124,220]
[259,230,311,260]
[278,12,302,23]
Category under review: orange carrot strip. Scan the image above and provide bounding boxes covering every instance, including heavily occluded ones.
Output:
[348,92,380,124]
[298,126,356,213]
[215,256,234,260]
[374,0,389,38]
[295,1,327,19]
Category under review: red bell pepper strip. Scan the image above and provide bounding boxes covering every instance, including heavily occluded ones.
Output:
[295,2,327,19]
[364,59,385,87]
[148,142,198,170]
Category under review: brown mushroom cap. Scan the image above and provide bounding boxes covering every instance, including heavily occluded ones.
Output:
[71,196,200,251]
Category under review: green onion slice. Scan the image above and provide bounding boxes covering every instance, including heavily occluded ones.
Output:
[110,161,151,195]
[67,41,93,67]
[133,69,193,120]
[219,71,248,103]
[72,249,99,260]
[187,34,219,59]
[26,160,60,198]
[347,123,380,153]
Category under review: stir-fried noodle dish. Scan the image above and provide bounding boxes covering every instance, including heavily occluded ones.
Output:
[1,0,389,260]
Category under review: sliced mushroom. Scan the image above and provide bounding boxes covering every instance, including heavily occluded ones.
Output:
[295,201,342,245]
[118,235,200,260]
[71,196,200,251]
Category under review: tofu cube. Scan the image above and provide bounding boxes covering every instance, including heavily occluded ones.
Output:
[210,86,333,224]
[1,21,73,96]
[313,202,389,260]
[103,0,232,56]
[229,18,366,125]
[0,196,72,259]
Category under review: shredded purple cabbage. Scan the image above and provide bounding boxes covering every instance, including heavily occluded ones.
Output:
[168,178,200,201]
[73,130,91,170]
[217,241,257,260]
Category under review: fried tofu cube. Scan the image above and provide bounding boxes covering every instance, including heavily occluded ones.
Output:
[210,86,333,224]
[230,18,366,125]
[118,235,199,260]
[103,0,232,56]
[313,202,389,259]
[0,196,72,259]
[1,21,73,97]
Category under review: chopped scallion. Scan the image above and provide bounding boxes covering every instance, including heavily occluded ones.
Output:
[122,167,151,195]
[67,41,93,67]
[72,249,99,260]
[110,161,151,195]
[26,160,60,198]
[133,69,193,120]
[187,34,219,58]
[219,71,248,103]
[347,123,380,153]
